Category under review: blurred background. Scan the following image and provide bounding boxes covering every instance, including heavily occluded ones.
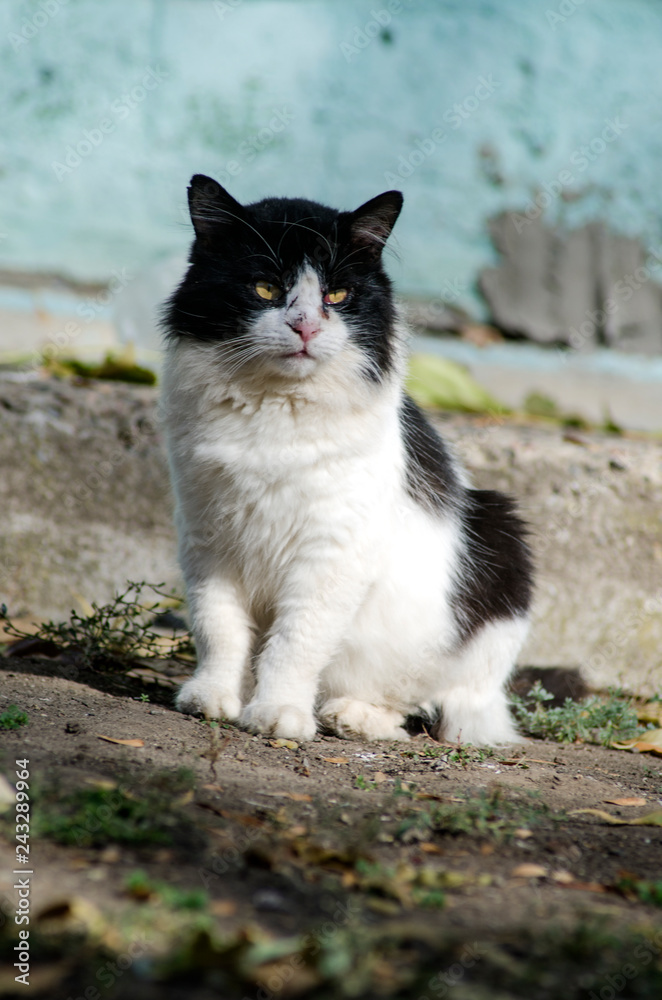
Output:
[1,0,661,690]
[1,0,662,427]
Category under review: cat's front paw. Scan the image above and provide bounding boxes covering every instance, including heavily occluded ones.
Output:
[319,698,410,741]
[239,701,317,741]
[176,677,242,722]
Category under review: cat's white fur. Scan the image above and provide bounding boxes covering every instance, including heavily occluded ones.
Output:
[162,266,527,745]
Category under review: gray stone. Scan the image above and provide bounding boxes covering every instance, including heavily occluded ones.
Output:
[0,374,179,620]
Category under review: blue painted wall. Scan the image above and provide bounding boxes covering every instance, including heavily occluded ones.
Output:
[1,0,662,317]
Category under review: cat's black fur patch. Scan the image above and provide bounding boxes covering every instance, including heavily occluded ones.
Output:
[399,395,463,513]
[163,175,402,382]
[398,397,533,642]
[453,489,534,643]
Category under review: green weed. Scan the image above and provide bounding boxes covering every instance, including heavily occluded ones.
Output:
[0,581,194,671]
[0,705,28,730]
[397,787,555,844]
[511,681,644,745]
[125,870,208,910]
[617,876,662,908]
[400,743,495,766]
[353,858,447,909]
[32,769,199,849]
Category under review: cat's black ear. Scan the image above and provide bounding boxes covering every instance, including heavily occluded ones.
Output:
[348,191,403,258]
[187,174,245,240]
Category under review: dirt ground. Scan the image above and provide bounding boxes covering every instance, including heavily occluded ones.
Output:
[1,657,662,999]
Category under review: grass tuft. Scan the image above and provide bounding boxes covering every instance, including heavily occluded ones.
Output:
[397,787,555,844]
[511,681,644,745]
[30,769,200,849]
[0,704,28,730]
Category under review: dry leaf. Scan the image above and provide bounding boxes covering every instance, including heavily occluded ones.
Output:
[571,808,662,827]
[613,728,662,754]
[419,842,444,855]
[560,881,607,893]
[96,735,144,748]
[637,703,662,726]
[514,828,533,839]
[99,846,120,864]
[264,791,312,802]
[220,809,265,827]
[373,771,389,784]
[174,789,195,806]
[270,738,298,750]
[71,593,95,617]
[210,899,237,917]
[604,797,647,807]
[511,863,547,878]
[551,870,575,884]
[321,756,349,764]
[199,806,264,827]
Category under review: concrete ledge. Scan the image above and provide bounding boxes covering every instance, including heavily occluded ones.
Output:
[2,376,660,695]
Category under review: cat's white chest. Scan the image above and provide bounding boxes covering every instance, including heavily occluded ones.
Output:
[183,391,400,600]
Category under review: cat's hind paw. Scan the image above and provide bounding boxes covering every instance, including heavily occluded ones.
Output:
[319,698,410,741]
[240,701,317,742]
[176,677,242,722]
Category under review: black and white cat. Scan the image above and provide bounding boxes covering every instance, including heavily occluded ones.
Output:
[161,175,533,745]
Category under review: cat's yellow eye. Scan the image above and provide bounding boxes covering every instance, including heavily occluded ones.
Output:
[324,288,348,305]
[255,281,282,301]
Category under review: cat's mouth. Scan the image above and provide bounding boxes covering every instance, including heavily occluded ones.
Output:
[284,348,312,359]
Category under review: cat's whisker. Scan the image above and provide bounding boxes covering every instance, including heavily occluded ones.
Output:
[332,244,370,273]
[219,209,281,266]
[274,219,336,266]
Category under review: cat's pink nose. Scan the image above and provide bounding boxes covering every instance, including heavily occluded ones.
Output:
[288,316,320,343]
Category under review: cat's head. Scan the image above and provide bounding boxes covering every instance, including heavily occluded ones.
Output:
[164,175,403,383]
